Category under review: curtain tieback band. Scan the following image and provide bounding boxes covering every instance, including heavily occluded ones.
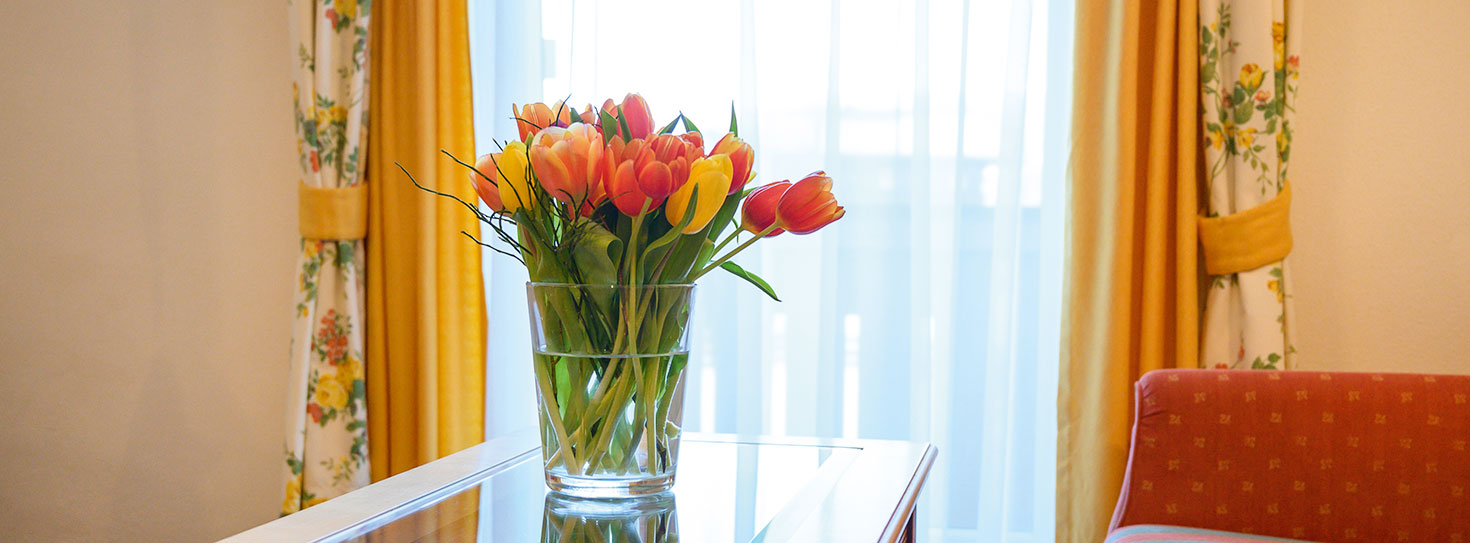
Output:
[1197,182,1292,275]
[299,182,368,240]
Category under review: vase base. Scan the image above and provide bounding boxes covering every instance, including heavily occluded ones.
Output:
[545,471,675,499]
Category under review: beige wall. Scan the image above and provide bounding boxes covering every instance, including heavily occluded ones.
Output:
[0,2,296,542]
[1292,0,1470,374]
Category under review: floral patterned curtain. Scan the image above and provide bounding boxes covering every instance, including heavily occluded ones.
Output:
[1198,0,1300,370]
[281,0,371,515]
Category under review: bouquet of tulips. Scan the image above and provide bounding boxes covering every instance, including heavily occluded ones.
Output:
[412,93,843,490]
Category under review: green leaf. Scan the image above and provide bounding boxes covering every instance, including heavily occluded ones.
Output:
[657,114,682,135]
[1233,102,1254,125]
[728,103,738,137]
[570,219,624,313]
[720,261,781,301]
[597,108,619,141]
[1267,352,1281,363]
[681,113,701,134]
[616,106,632,141]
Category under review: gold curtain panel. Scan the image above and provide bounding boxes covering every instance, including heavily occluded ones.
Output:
[1198,182,1293,275]
[299,182,369,240]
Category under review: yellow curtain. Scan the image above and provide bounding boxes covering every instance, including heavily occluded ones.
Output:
[1057,1,1200,541]
[365,0,486,482]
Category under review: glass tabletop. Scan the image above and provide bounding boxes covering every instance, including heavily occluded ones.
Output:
[325,439,861,543]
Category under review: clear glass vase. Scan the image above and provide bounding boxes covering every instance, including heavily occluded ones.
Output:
[526,282,695,498]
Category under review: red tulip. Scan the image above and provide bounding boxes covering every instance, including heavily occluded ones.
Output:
[528,123,604,206]
[471,152,506,212]
[775,172,844,234]
[711,133,754,194]
[740,181,790,237]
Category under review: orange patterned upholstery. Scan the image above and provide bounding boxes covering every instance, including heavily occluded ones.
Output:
[1109,370,1470,543]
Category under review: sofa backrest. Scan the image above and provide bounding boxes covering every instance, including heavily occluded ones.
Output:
[1110,369,1469,542]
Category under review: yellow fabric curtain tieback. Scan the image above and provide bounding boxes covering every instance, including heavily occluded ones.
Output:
[1198,182,1292,275]
[299,182,368,240]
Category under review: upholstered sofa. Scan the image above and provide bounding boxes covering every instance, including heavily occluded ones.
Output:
[1105,369,1469,543]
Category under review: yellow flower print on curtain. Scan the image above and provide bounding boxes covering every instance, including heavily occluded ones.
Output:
[282,0,371,516]
[1198,0,1301,370]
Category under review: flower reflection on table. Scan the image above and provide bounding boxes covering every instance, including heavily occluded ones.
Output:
[542,493,678,543]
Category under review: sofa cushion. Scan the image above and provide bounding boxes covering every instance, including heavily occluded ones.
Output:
[1107,524,1314,542]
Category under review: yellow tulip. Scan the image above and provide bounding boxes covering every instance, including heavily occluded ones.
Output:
[495,141,535,212]
[665,154,733,234]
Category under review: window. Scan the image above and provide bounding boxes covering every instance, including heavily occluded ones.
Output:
[469,1,1070,540]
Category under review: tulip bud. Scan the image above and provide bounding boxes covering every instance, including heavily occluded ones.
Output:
[512,102,575,142]
[666,154,733,234]
[775,171,844,234]
[740,181,790,237]
[471,153,506,212]
[620,93,654,140]
[711,133,754,194]
[495,141,535,212]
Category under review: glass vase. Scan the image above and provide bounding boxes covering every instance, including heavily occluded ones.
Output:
[526,282,695,498]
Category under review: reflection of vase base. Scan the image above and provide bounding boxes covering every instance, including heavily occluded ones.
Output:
[545,490,675,517]
[546,471,675,499]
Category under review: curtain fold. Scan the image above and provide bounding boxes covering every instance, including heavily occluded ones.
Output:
[365,0,486,482]
[282,0,372,516]
[1057,0,1200,541]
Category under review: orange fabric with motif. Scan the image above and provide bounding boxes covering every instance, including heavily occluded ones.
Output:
[1110,370,1470,542]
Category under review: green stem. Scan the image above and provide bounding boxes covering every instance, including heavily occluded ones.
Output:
[534,356,581,475]
[709,229,741,257]
[687,224,777,281]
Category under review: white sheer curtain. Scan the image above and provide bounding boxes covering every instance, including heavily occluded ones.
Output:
[468,1,1071,540]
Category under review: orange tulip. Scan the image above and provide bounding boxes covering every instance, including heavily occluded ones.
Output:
[775,171,844,234]
[642,134,704,198]
[739,181,790,237]
[528,123,605,206]
[512,101,575,142]
[601,94,655,140]
[471,153,506,212]
[602,138,660,216]
[711,133,754,194]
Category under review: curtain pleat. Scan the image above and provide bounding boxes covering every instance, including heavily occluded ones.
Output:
[1057,1,1201,541]
[365,0,485,482]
